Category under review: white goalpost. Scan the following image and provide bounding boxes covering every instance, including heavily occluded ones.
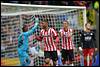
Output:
[1,3,87,66]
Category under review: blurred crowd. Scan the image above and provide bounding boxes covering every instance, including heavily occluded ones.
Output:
[0,1,97,6]
[1,1,99,12]
[1,1,90,6]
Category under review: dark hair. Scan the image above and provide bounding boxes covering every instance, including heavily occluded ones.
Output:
[22,24,27,32]
[85,22,91,26]
[63,20,69,24]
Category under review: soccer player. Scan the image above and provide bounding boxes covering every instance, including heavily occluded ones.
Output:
[17,17,39,66]
[35,20,59,66]
[59,20,74,66]
[79,22,97,66]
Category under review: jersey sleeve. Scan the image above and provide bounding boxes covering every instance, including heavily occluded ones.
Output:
[59,29,63,37]
[59,29,62,33]
[35,30,43,41]
[70,28,73,32]
[39,30,43,40]
[40,30,43,36]
[25,22,39,36]
[70,28,73,35]
[92,31,97,48]
[51,28,60,43]
[52,28,58,37]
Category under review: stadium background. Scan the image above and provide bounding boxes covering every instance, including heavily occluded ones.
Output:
[1,1,99,66]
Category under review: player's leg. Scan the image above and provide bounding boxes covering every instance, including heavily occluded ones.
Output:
[56,50,63,66]
[21,51,31,66]
[44,51,51,66]
[49,59,53,66]
[65,50,70,65]
[50,51,58,66]
[88,48,95,66]
[45,58,51,65]
[18,52,29,66]
[68,50,74,66]
[61,49,67,65]
[17,48,30,66]
[19,56,25,66]
[17,49,25,66]
[83,48,88,66]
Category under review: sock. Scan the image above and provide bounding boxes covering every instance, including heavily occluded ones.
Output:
[89,60,92,66]
[84,59,87,66]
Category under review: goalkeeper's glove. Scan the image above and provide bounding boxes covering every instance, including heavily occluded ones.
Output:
[34,17,39,23]
[33,17,39,27]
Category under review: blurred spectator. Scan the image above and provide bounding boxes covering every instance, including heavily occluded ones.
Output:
[18,1,31,4]
[31,1,42,5]
[7,1,19,3]
[48,1,57,5]
[73,1,87,6]
[1,1,98,10]
[73,1,91,8]
[67,1,76,6]
[32,1,48,5]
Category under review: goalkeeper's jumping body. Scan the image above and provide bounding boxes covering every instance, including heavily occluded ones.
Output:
[79,22,97,66]
[17,18,39,66]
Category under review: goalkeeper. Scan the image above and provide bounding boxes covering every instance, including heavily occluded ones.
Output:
[17,17,39,66]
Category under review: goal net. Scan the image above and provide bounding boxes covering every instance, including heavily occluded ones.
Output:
[1,3,87,66]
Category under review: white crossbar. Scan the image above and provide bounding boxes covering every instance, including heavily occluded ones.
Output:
[1,3,86,9]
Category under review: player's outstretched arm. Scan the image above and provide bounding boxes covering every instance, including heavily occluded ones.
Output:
[35,35,43,41]
[25,17,39,36]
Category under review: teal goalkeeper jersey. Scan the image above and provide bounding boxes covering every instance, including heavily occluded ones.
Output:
[18,22,38,51]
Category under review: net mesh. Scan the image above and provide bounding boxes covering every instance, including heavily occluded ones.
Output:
[1,3,86,66]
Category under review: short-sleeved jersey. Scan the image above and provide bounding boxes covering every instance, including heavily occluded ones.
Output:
[40,28,58,51]
[59,28,74,50]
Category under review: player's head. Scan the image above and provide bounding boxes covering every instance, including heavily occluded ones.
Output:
[22,24,28,32]
[63,20,69,28]
[85,22,91,30]
[41,19,48,29]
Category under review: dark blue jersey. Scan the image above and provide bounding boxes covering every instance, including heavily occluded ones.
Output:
[79,30,96,48]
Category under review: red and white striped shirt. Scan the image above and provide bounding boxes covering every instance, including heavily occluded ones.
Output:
[40,28,58,51]
[59,28,74,50]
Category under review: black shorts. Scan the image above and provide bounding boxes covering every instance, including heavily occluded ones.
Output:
[61,49,74,61]
[44,51,58,61]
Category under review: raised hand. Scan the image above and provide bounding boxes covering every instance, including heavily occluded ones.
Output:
[34,17,39,23]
